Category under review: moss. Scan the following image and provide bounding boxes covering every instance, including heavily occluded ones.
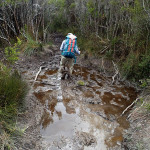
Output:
[77,80,85,86]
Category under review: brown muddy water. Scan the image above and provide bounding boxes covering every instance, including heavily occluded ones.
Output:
[29,64,137,150]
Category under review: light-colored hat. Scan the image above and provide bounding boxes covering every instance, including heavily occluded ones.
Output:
[68,33,73,35]
[67,33,77,39]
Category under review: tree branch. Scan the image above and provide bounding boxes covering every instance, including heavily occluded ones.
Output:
[121,97,140,116]
[34,66,45,81]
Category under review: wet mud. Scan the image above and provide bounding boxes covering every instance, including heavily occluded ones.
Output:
[23,63,138,150]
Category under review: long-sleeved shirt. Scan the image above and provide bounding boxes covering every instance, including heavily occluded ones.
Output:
[60,40,80,55]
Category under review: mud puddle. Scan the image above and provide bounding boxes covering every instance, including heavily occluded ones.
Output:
[28,64,138,150]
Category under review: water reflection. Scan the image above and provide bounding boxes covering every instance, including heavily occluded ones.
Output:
[40,101,78,141]
[40,109,54,130]
[31,64,138,148]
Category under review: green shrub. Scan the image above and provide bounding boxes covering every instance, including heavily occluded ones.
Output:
[139,80,148,88]
[5,37,22,64]
[0,67,26,108]
[24,34,43,56]
[49,15,68,33]
[144,103,150,112]
[138,54,150,79]
[122,52,136,79]
[0,63,27,135]
[105,50,113,59]
[77,34,102,55]
[122,51,150,80]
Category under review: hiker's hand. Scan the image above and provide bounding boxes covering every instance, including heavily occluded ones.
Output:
[79,51,81,54]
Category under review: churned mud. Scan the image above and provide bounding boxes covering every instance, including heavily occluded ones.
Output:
[15,37,138,150]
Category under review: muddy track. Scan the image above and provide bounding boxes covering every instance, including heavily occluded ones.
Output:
[15,37,138,150]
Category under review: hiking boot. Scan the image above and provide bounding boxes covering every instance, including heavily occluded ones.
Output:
[61,73,66,80]
[67,74,73,80]
[57,72,62,80]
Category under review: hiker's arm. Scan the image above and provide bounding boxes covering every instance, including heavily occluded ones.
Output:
[60,40,65,51]
[75,45,80,55]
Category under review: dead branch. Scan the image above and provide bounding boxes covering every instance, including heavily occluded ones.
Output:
[34,66,44,81]
[112,61,119,84]
[142,0,150,19]
[127,102,144,119]
[102,57,106,74]
[41,81,55,86]
[100,46,109,54]
[121,97,141,116]
[127,95,149,118]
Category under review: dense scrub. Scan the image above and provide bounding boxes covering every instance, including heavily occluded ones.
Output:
[47,0,150,80]
[0,0,149,80]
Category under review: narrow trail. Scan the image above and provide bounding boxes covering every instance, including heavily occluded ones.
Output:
[16,36,138,150]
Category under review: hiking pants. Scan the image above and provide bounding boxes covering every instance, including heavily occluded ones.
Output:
[59,55,74,75]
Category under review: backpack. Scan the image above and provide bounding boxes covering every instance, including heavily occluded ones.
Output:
[62,35,77,60]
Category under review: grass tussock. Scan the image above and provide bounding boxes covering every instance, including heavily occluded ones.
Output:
[19,33,43,56]
[0,63,28,149]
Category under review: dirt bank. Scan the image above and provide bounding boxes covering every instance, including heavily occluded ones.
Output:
[122,88,150,150]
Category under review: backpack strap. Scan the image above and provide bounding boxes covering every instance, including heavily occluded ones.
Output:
[67,38,72,52]
[71,39,76,52]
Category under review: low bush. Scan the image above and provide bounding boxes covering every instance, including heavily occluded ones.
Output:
[0,63,27,149]
[5,37,22,64]
[122,51,150,80]
[0,64,27,109]
[23,34,43,56]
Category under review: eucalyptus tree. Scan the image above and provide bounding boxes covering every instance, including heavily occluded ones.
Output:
[0,0,49,44]
[0,0,150,49]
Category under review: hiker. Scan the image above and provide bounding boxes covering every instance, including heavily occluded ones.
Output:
[59,33,80,79]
